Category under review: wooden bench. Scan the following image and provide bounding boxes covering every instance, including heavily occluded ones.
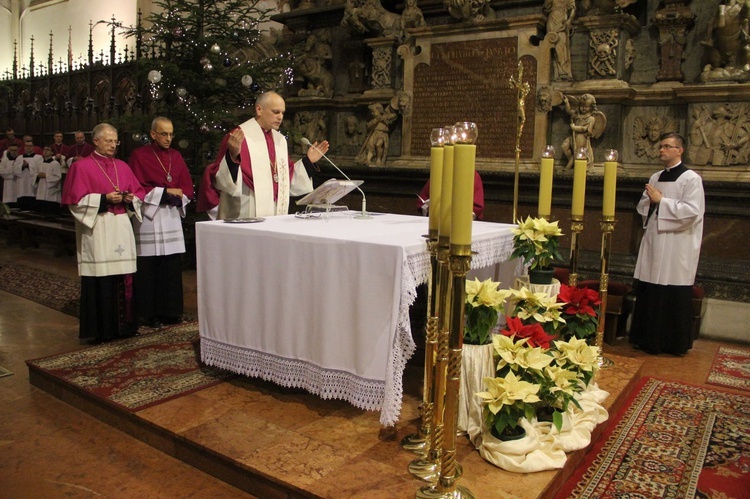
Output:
[16,218,76,256]
[0,214,24,245]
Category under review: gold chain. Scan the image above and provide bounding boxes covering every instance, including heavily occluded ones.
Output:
[91,152,121,192]
[151,147,173,182]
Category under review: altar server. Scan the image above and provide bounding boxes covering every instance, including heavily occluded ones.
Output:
[13,139,42,210]
[35,146,63,212]
[630,132,705,356]
[129,117,194,327]
[49,131,70,172]
[197,91,328,219]
[0,144,19,205]
[62,123,145,344]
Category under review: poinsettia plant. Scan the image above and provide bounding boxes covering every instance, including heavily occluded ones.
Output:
[557,284,601,342]
[510,216,563,270]
[507,286,566,335]
[464,278,510,345]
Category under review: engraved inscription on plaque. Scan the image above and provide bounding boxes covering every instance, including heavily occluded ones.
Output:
[411,38,536,159]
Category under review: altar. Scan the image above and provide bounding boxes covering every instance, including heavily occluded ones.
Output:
[196,212,517,426]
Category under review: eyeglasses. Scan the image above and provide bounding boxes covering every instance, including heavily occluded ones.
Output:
[153,132,176,138]
[658,144,680,150]
[97,139,121,146]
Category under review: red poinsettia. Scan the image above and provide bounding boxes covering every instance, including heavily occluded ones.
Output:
[556,284,601,341]
[501,316,557,349]
[557,284,601,317]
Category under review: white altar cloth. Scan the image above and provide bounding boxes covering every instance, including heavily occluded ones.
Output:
[197,212,515,426]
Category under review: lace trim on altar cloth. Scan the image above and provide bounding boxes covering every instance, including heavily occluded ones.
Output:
[201,337,406,426]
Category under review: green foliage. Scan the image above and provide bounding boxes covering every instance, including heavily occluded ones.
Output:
[109,0,292,171]
[464,302,498,345]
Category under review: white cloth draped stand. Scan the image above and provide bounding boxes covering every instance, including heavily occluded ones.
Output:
[196,213,516,426]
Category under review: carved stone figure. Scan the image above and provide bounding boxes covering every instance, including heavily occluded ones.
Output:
[341,0,402,38]
[633,115,678,160]
[561,93,607,169]
[579,0,637,16]
[700,0,750,82]
[297,32,334,98]
[444,0,496,22]
[537,86,554,113]
[544,0,575,81]
[370,45,393,89]
[654,1,695,82]
[294,111,328,154]
[401,0,427,30]
[589,29,619,77]
[343,115,364,146]
[688,103,750,166]
[355,102,398,166]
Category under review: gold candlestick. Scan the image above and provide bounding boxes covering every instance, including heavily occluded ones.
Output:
[417,247,475,499]
[568,215,583,287]
[409,239,456,482]
[596,217,615,368]
[402,235,439,454]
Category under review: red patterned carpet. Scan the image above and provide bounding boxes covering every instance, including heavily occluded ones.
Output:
[0,262,79,317]
[557,377,750,498]
[706,346,750,391]
[26,323,234,411]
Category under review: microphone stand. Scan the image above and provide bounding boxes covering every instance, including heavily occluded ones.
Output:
[303,139,371,219]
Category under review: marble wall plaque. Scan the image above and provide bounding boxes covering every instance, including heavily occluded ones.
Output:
[411,37,536,159]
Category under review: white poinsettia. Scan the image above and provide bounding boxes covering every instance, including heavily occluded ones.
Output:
[544,365,580,396]
[508,287,566,325]
[510,216,564,270]
[553,337,600,373]
[476,371,541,415]
[515,347,555,371]
[465,278,510,309]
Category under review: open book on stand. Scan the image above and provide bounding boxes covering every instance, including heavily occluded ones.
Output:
[296,178,364,213]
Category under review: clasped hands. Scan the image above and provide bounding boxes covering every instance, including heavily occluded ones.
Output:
[645,184,662,204]
[106,191,134,204]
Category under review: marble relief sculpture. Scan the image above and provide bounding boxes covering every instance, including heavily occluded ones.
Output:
[297,32,334,98]
[688,103,750,166]
[561,93,606,169]
[293,110,328,154]
[633,115,678,159]
[543,0,575,81]
[444,0,496,22]
[342,0,402,38]
[356,101,398,166]
[700,0,750,82]
[589,29,619,77]
[579,0,637,16]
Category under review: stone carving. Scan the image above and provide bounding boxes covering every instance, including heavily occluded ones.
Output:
[297,32,334,98]
[401,0,427,30]
[355,101,399,166]
[537,85,554,113]
[294,110,328,154]
[654,0,695,82]
[561,93,606,169]
[589,28,618,77]
[543,0,575,81]
[700,0,750,83]
[580,0,637,16]
[371,45,393,89]
[342,115,365,146]
[688,103,750,166]
[624,38,635,70]
[633,115,679,160]
[444,0,496,22]
[342,0,402,38]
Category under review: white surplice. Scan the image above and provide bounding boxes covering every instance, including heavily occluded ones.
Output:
[0,152,17,203]
[68,193,143,277]
[132,187,189,256]
[634,168,704,286]
[13,154,42,198]
[35,159,62,203]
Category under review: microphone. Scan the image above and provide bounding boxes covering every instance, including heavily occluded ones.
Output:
[301,137,371,219]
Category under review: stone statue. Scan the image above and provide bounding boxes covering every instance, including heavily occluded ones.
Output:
[633,115,678,160]
[342,0,402,38]
[543,0,575,81]
[444,0,496,22]
[700,0,750,82]
[401,0,427,30]
[297,32,335,98]
[356,102,398,166]
[579,0,637,16]
[343,114,365,146]
[561,93,607,169]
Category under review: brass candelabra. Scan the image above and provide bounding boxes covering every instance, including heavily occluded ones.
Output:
[596,217,615,368]
[568,215,583,287]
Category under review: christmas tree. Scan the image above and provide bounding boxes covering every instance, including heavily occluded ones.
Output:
[113,0,292,172]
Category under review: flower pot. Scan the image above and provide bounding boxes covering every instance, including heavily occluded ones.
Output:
[490,425,526,442]
[458,342,495,446]
[529,267,555,285]
[536,406,555,423]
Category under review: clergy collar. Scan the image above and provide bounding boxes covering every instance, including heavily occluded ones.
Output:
[658,162,687,182]
[93,151,115,160]
[23,152,36,157]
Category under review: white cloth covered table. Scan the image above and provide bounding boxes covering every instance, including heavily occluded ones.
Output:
[197,212,515,426]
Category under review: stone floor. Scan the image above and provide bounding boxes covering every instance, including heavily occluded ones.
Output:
[0,241,747,498]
